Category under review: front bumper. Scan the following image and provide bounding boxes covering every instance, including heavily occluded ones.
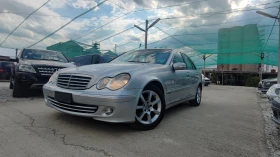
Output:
[43,83,141,123]
[271,105,280,125]
[204,81,211,85]
[15,72,50,88]
[260,87,269,93]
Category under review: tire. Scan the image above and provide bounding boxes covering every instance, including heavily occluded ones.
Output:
[190,86,202,106]
[9,77,13,89]
[130,85,166,130]
[12,81,26,97]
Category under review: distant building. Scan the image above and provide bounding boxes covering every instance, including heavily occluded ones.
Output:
[47,40,104,60]
[47,40,84,60]
[217,64,259,72]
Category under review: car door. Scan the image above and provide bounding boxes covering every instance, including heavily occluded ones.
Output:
[182,54,199,96]
[170,52,190,103]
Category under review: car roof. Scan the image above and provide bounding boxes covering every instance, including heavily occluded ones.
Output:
[23,48,61,53]
[74,54,116,58]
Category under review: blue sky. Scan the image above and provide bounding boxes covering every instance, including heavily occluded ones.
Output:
[0,0,279,67]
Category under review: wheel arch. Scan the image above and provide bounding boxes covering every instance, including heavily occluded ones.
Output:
[143,79,165,97]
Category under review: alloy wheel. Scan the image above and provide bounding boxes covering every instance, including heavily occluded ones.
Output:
[197,87,201,104]
[136,90,162,125]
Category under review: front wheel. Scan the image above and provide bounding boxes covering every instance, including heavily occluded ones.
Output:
[9,77,13,89]
[130,85,165,130]
[12,81,26,97]
[190,86,202,106]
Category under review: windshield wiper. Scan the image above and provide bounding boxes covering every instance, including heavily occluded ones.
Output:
[127,61,149,63]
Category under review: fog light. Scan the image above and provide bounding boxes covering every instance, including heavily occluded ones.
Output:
[104,108,113,115]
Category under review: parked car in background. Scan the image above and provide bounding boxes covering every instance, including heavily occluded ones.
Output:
[266,84,280,101]
[10,48,75,97]
[201,74,211,86]
[0,61,14,80]
[43,49,202,130]
[271,96,280,125]
[258,78,277,93]
[73,54,116,66]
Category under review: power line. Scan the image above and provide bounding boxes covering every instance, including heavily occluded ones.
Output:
[83,5,279,44]
[73,0,209,41]
[76,1,279,43]
[263,10,280,51]
[74,11,134,41]
[155,27,189,47]
[159,6,279,21]
[27,0,108,48]
[97,26,135,43]
[0,0,51,46]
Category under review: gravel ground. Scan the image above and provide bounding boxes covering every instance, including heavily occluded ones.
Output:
[0,82,274,157]
[257,91,280,157]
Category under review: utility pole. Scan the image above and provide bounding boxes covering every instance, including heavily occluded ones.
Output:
[221,64,224,85]
[134,18,160,49]
[16,48,18,57]
[256,9,280,83]
[203,55,206,76]
[114,44,117,54]
[260,52,264,81]
[199,54,212,77]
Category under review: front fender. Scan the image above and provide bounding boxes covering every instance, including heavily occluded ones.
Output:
[125,75,166,94]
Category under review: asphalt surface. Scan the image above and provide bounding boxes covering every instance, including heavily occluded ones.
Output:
[0,83,272,157]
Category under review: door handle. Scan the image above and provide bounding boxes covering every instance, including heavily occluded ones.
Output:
[186,72,190,76]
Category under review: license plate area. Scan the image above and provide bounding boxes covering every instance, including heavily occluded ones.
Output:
[55,91,72,104]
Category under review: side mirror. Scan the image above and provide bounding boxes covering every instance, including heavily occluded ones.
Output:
[173,62,186,70]
[16,57,19,63]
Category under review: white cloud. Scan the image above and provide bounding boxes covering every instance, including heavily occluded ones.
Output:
[0,0,276,58]
[72,0,98,10]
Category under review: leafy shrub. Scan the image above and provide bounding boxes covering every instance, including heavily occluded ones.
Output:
[245,77,260,87]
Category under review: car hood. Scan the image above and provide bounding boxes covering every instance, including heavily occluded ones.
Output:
[263,78,277,82]
[21,59,75,68]
[59,63,163,83]
[60,63,162,76]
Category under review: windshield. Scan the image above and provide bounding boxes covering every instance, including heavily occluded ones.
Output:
[111,50,171,64]
[21,49,68,63]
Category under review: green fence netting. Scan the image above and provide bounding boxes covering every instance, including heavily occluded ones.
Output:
[0,0,280,68]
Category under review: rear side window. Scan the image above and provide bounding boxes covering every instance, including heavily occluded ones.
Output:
[173,52,184,64]
[92,55,102,64]
[182,54,196,70]
[73,56,92,66]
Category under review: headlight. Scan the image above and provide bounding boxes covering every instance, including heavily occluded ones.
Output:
[19,64,36,73]
[48,72,58,84]
[96,73,130,90]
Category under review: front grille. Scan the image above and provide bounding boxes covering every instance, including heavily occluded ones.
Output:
[57,74,92,90]
[36,66,62,76]
[48,97,98,114]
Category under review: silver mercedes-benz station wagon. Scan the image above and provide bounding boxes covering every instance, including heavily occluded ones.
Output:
[43,49,202,130]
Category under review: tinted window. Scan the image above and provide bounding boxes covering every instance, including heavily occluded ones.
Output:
[111,50,171,65]
[182,54,196,70]
[22,49,68,62]
[73,56,92,66]
[102,55,115,62]
[173,52,184,64]
[92,55,102,64]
